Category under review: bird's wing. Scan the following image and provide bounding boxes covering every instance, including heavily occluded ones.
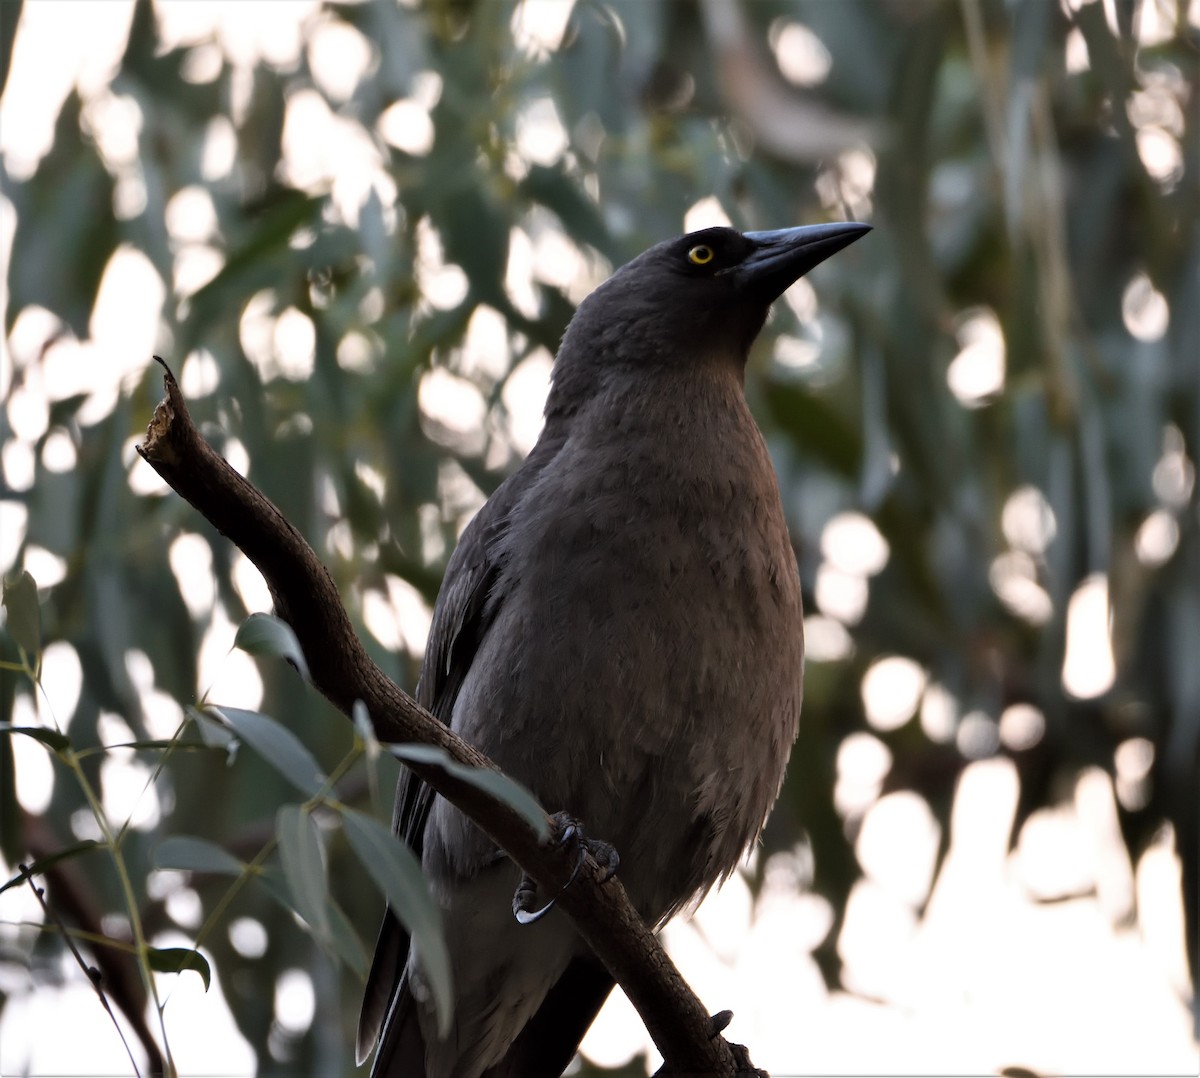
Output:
[356,505,508,1065]
[357,432,565,1067]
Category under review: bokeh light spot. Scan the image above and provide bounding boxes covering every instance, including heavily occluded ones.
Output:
[1061,573,1115,700]
[861,655,926,732]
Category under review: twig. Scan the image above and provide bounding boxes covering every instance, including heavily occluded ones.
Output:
[20,865,146,1077]
[21,812,167,1074]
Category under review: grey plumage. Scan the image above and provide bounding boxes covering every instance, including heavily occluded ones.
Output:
[359,221,870,1078]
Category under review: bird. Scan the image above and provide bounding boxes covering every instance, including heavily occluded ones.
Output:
[357,220,871,1078]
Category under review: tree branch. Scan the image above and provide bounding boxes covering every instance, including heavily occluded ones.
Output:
[136,359,762,1077]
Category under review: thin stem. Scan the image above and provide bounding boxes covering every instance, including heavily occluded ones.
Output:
[27,655,63,737]
[159,738,367,1012]
[62,751,176,1077]
[113,718,193,850]
[6,920,140,953]
[159,834,279,1014]
[178,741,363,961]
[21,869,142,1077]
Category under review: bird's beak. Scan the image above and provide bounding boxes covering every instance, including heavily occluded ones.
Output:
[737,222,872,302]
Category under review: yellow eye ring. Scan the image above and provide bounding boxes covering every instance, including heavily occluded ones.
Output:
[688,244,715,266]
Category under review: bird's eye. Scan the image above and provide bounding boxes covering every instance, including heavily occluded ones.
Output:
[687,244,715,266]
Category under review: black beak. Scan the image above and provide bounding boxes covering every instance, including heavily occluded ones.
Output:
[735,222,872,303]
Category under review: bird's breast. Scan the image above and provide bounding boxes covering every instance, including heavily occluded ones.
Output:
[447,389,803,919]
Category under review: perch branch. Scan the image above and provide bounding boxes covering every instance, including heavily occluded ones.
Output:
[137,359,761,1077]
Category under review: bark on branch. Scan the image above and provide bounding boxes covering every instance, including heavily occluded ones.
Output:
[136,358,762,1077]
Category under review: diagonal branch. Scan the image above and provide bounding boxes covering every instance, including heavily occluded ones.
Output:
[136,358,760,1077]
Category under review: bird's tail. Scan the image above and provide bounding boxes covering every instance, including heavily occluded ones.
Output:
[371,981,428,1078]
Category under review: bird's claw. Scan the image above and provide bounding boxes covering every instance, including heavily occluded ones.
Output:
[548,811,620,884]
[512,850,583,924]
[512,811,619,925]
[512,875,554,923]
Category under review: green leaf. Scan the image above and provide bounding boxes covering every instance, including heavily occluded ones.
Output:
[147,946,211,991]
[254,866,299,919]
[0,841,105,896]
[0,722,69,753]
[276,804,330,939]
[2,571,41,659]
[211,706,326,797]
[188,706,238,758]
[251,866,367,975]
[181,189,323,350]
[340,808,453,1036]
[388,743,549,841]
[325,894,369,977]
[519,164,614,257]
[86,739,214,756]
[7,93,119,337]
[234,614,311,683]
[433,187,510,307]
[153,836,245,876]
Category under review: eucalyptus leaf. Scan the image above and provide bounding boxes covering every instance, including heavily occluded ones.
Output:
[1,571,40,660]
[189,707,237,758]
[153,835,245,876]
[0,722,69,754]
[388,743,549,842]
[340,807,453,1037]
[147,946,211,992]
[234,613,311,682]
[211,706,327,798]
[326,894,369,978]
[0,841,105,896]
[276,804,330,939]
[119,739,213,753]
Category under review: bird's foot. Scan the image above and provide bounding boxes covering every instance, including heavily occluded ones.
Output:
[556,811,620,883]
[512,811,619,925]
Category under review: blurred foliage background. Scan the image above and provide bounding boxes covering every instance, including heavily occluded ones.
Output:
[1,0,1197,1074]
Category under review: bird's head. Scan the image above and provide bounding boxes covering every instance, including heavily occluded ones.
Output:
[549,222,871,413]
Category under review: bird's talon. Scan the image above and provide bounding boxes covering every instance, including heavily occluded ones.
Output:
[590,839,620,883]
[547,811,619,883]
[513,874,557,924]
[511,812,619,924]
